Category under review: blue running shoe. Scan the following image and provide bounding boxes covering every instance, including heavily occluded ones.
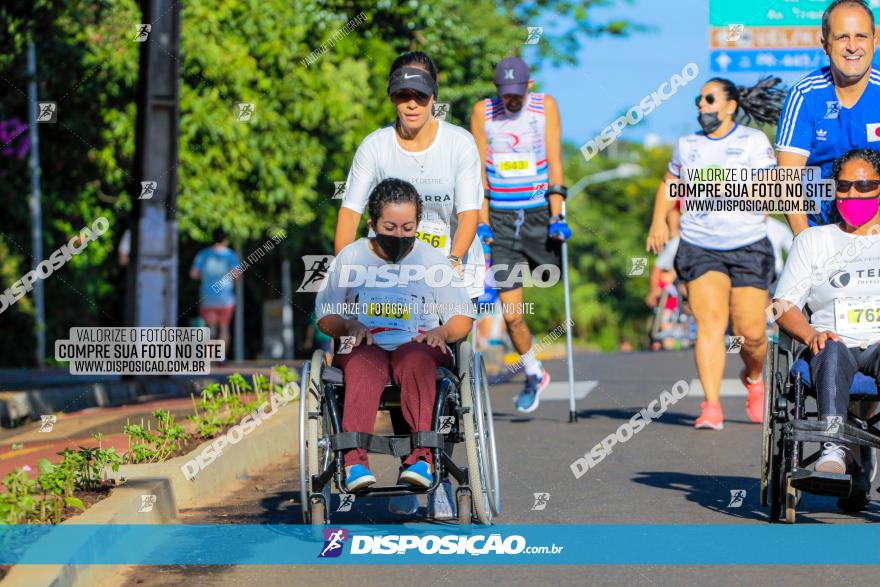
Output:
[516,369,550,413]
[345,464,376,491]
[399,460,433,488]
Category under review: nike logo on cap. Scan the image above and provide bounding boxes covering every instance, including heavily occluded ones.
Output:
[403,73,420,79]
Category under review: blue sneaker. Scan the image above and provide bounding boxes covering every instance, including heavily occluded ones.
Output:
[399,461,433,488]
[345,464,376,491]
[516,369,550,413]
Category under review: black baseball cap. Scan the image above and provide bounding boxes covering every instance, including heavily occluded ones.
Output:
[495,57,530,96]
[387,66,438,97]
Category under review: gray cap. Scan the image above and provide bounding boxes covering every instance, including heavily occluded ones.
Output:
[387,66,437,97]
[494,57,530,96]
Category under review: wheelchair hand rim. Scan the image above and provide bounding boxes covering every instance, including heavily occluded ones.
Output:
[476,352,501,516]
[299,360,311,523]
[472,352,498,520]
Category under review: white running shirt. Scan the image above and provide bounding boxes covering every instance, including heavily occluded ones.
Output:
[668,124,777,250]
[342,121,486,299]
[775,224,880,348]
[315,239,477,351]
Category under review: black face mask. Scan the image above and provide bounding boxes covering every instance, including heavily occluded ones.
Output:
[375,233,416,263]
[698,112,723,134]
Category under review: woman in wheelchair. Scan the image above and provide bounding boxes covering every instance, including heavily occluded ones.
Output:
[315,178,476,491]
[774,148,880,482]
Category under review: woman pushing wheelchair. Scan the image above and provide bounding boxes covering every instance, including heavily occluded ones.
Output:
[315,178,475,492]
[773,149,880,510]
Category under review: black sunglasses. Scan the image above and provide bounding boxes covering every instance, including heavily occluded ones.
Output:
[391,90,431,104]
[836,179,880,193]
[694,93,716,106]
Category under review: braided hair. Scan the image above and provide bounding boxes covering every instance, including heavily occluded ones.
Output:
[707,76,787,127]
[832,149,880,181]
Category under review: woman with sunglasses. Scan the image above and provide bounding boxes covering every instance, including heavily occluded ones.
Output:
[646,76,786,430]
[774,149,880,511]
[335,51,484,518]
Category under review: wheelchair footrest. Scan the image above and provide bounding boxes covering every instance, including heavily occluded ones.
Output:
[789,467,852,497]
[790,420,880,449]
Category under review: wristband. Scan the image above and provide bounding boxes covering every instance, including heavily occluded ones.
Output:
[547,184,568,199]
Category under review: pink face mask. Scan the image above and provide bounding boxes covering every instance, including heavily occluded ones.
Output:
[837,196,880,227]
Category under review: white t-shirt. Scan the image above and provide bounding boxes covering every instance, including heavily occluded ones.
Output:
[315,239,476,351]
[342,121,486,299]
[669,124,777,250]
[774,223,880,348]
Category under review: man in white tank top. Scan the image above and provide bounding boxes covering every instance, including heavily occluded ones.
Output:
[471,57,570,413]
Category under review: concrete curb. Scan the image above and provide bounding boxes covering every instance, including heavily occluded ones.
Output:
[2,393,300,587]
[0,377,228,428]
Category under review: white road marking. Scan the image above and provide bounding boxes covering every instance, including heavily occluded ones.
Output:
[542,380,598,400]
[687,378,747,397]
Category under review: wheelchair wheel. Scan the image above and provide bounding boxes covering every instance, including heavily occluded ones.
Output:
[299,349,331,524]
[456,488,472,526]
[785,478,798,524]
[458,344,500,524]
[759,341,775,507]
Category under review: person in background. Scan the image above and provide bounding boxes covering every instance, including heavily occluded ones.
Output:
[190,228,240,352]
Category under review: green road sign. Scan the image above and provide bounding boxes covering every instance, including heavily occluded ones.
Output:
[710,0,879,27]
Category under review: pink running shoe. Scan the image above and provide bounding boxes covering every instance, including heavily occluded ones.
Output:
[695,401,724,430]
[742,370,765,424]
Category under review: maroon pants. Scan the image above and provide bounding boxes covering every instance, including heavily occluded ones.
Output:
[333,341,453,469]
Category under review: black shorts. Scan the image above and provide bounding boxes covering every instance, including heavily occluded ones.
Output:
[489,207,561,292]
[674,237,774,290]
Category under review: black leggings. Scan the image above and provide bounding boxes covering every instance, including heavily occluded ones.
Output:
[810,339,880,417]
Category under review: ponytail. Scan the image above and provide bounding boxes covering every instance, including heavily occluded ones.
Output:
[708,76,787,127]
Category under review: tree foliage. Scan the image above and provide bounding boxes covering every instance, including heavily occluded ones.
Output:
[0,0,643,364]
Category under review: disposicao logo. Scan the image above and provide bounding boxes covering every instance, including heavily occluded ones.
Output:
[319,528,348,558]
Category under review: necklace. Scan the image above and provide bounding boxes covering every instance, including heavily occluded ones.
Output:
[397,119,435,173]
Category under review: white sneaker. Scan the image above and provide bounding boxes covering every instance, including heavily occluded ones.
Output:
[816,442,847,474]
[428,480,455,519]
[388,494,419,515]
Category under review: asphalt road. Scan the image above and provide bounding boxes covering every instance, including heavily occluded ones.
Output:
[110,350,880,586]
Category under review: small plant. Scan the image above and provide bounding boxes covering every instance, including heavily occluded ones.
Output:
[123,410,189,463]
